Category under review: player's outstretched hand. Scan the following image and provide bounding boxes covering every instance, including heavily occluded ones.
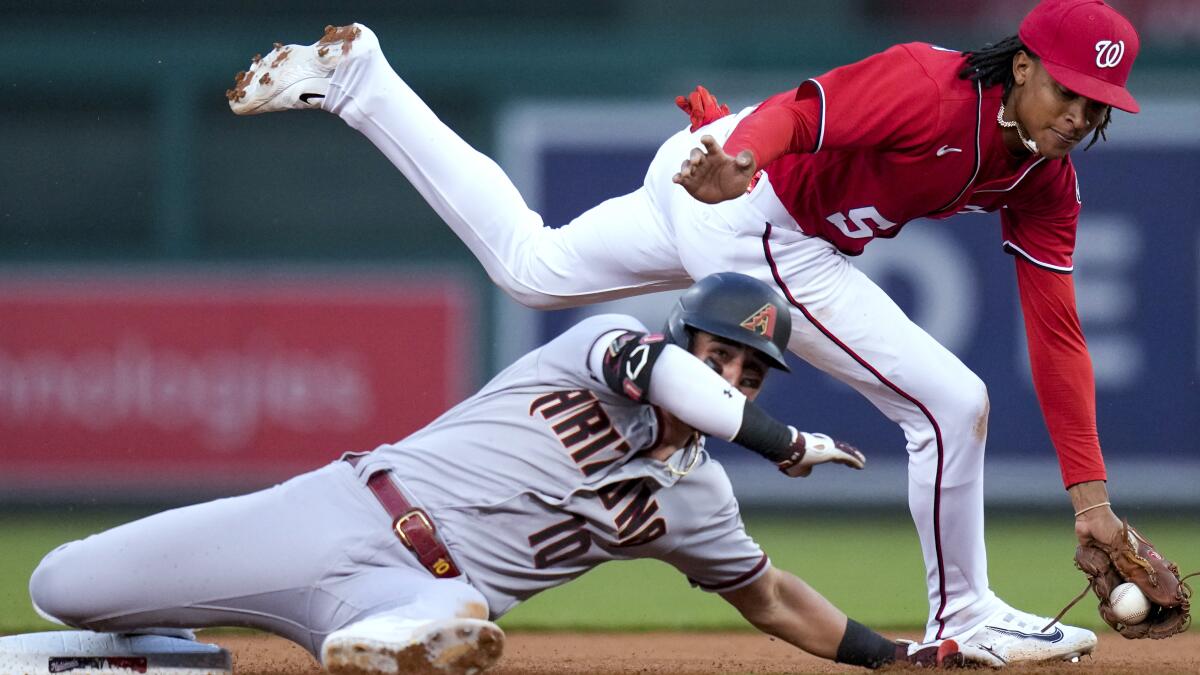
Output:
[672,135,757,204]
[777,431,866,478]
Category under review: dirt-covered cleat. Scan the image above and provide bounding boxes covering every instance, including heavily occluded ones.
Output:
[322,615,504,675]
[0,630,231,675]
[959,605,1097,666]
[226,23,377,115]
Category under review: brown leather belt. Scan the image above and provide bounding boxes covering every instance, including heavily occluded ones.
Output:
[345,454,461,579]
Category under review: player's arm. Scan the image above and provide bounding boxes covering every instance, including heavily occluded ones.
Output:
[1014,258,1123,547]
[721,567,846,658]
[594,330,864,475]
[674,45,941,204]
[672,95,819,204]
[721,568,915,668]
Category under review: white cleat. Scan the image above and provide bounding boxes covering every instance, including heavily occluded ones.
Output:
[322,615,504,675]
[225,23,377,115]
[0,630,231,675]
[958,606,1097,666]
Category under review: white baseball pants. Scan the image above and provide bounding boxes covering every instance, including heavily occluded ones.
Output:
[323,46,1003,641]
[28,460,489,657]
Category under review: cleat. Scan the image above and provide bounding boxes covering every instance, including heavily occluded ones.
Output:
[322,615,504,675]
[226,22,378,115]
[935,640,967,668]
[0,630,231,675]
[958,605,1097,666]
[899,638,966,668]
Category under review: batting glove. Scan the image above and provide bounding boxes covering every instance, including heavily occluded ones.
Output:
[675,85,731,132]
[777,428,866,478]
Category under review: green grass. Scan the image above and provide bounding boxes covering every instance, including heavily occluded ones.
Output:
[3,510,1198,634]
[501,511,1200,632]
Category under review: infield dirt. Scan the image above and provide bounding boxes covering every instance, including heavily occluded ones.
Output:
[221,630,1199,674]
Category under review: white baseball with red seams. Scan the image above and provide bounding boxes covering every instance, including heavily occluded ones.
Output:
[1109,582,1151,625]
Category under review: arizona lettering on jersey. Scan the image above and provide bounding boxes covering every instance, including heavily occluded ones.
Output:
[364,315,768,618]
[531,389,634,477]
[526,476,667,570]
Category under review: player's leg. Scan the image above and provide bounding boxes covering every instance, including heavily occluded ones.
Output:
[318,568,503,675]
[28,460,431,657]
[761,237,999,642]
[229,24,690,309]
[658,181,1096,661]
[766,238,1097,661]
[307,562,502,675]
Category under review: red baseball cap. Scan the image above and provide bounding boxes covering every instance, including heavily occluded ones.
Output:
[1019,0,1141,113]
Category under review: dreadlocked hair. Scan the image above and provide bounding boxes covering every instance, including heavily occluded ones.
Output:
[959,35,1111,150]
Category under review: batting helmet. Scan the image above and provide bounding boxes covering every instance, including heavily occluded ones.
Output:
[664,272,792,371]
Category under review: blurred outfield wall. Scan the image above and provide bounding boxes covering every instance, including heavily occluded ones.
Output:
[1,1,1198,507]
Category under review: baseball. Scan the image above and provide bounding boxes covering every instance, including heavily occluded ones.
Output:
[1109,582,1151,625]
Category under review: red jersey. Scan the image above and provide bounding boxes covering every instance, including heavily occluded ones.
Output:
[724,43,1104,487]
[729,42,1079,270]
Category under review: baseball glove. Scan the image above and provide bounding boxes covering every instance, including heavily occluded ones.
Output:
[1053,520,1195,639]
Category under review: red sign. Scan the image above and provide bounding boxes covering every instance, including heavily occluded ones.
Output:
[0,272,475,494]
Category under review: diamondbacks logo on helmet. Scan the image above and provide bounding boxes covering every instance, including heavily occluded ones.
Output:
[740,303,777,339]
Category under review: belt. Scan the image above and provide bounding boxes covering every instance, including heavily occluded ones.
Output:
[345,454,461,579]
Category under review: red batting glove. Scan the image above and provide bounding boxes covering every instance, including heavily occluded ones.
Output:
[674,85,731,132]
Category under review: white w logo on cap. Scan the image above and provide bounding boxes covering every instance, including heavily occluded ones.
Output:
[1094,40,1125,68]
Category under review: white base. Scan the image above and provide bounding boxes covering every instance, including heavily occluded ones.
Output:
[0,631,231,675]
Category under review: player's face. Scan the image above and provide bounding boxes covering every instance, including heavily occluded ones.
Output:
[690,332,769,400]
[1010,52,1109,160]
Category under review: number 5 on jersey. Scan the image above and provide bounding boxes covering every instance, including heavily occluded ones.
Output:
[825,206,898,240]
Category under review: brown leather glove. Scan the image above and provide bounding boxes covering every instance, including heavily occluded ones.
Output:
[675,85,730,132]
[1073,521,1193,639]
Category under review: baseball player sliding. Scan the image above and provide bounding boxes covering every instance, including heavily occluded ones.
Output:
[4,273,966,674]
[214,0,1184,665]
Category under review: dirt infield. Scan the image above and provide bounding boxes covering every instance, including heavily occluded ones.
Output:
[222,630,1200,674]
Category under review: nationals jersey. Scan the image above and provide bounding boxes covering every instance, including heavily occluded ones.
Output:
[729,42,1080,271]
[359,315,768,619]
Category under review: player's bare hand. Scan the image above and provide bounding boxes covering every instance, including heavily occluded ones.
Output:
[777,431,866,478]
[672,135,757,204]
[1069,480,1123,548]
[1074,502,1124,549]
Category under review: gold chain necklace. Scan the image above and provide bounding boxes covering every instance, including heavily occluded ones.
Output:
[997,102,1039,155]
[666,433,702,477]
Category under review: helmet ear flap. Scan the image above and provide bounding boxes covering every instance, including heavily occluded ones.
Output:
[663,300,691,349]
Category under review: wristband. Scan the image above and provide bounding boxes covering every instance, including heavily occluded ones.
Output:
[1073,501,1111,518]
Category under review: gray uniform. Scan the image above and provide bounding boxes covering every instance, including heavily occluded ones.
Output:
[29,315,767,656]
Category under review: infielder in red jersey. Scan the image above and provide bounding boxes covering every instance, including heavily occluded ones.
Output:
[224,0,1143,665]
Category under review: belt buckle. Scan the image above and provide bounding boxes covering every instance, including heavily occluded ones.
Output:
[393,509,433,548]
